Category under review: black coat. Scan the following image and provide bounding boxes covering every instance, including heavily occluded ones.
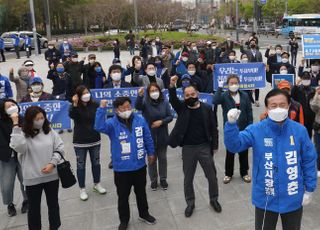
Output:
[0,100,23,162]
[167,87,218,150]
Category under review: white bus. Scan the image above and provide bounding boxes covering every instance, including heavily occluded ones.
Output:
[281,14,320,37]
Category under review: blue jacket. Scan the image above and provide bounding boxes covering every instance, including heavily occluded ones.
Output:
[0,38,4,49]
[11,35,20,47]
[25,37,31,46]
[94,107,154,172]
[0,75,13,99]
[224,118,317,214]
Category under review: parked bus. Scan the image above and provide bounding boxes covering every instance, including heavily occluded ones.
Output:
[281,14,320,37]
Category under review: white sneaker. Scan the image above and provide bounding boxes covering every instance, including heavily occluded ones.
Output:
[93,183,107,194]
[80,189,88,201]
[317,171,320,178]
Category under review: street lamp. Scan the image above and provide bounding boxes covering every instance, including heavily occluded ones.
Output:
[29,0,39,56]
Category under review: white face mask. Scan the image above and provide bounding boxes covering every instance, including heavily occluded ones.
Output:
[276,49,282,54]
[89,59,95,64]
[161,51,166,56]
[280,69,288,74]
[48,46,54,49]
[31,85,42,93]
[150,91,160,100]
[282,58,289,63]
[81,93,91,102]
[268,107,288,122]
[182,57,188,62]
[72,58,78,62]
[269,50,276,55]
[6,105,18,115]
[147,70,156,76]
[118,110,132,119]
[311,65,319,73]
[212,46,216,49]
[301,79,311,86]
[33,119,45,129]
[241,58,248,63]
[229,84,239,92]
[229,56,236,61]
[192,47,197,51]
[188,70,196,76]
[111,73,121,81]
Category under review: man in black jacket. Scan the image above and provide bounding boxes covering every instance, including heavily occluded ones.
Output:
[168,75,221,218]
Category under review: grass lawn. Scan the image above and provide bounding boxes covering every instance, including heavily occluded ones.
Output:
[73,31,225,51]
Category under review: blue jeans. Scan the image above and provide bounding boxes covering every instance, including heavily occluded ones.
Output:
[74,145,101,188]
[0,157,27,205]
[129,46,135,55]
[314,132,320,170]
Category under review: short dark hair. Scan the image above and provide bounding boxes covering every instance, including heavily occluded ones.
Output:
[229,50,236,55]
[108,64,122,75]
[113,97,131,108]
[264,89,290,107]
[186,61,196,68]
[301,71,311,79]
[226,74,240,84]
[23,106,51,138]
[144,62,155,69]
[183,84,198,93]
[275,44,282,49]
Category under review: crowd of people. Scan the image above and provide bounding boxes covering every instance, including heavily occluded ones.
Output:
[0,31,319,230]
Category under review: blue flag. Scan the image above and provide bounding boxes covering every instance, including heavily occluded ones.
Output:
[302,34,320,59]
[19,100,71,130]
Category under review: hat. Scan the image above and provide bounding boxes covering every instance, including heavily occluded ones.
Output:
[29,77,43,85]
[112,58,121,64]
[24,60,34,66]
[181,52,189,57]
[181,74,191,81]
[277,80,291,90]
[88,54,96,59]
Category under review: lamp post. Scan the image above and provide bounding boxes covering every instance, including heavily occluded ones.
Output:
[29,0,39,56]
[134,0,139,40]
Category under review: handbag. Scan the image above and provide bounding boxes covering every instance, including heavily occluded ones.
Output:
[54,151,77,188]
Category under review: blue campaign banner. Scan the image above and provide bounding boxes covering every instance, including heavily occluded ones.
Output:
[90,88,213,116]
[272,74,295,89]
[260,0,267,4]
[302,34,320,59]
[18,100,71,130]
[213,62,266,91]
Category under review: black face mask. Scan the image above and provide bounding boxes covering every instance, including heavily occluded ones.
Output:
[185,97,199,107]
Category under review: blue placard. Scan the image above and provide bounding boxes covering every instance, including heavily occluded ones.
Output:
[91,87,213,116]
[260,0,267,4]
[302,34,320,59]
[213,63,266,91]
[272,74,295,89]
[18,100,71,130]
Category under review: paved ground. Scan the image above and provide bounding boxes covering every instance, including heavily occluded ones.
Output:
[0,46,319,230]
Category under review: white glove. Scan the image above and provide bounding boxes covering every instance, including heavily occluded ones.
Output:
[218,80,224,88]
[302,191,313,206]
[227,108,241,124]
[218,79,225,88]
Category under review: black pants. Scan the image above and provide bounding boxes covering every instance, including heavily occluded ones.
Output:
[225,150,249,177]
[14,46,20,59]
[114,166,149,223]
[291,52,297,66]
[255,89,260,101]
[255,207,303,230]
[26,46,31,58]
[0,49,5,62]
[26,180,60,230]
[182,143,219,206]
